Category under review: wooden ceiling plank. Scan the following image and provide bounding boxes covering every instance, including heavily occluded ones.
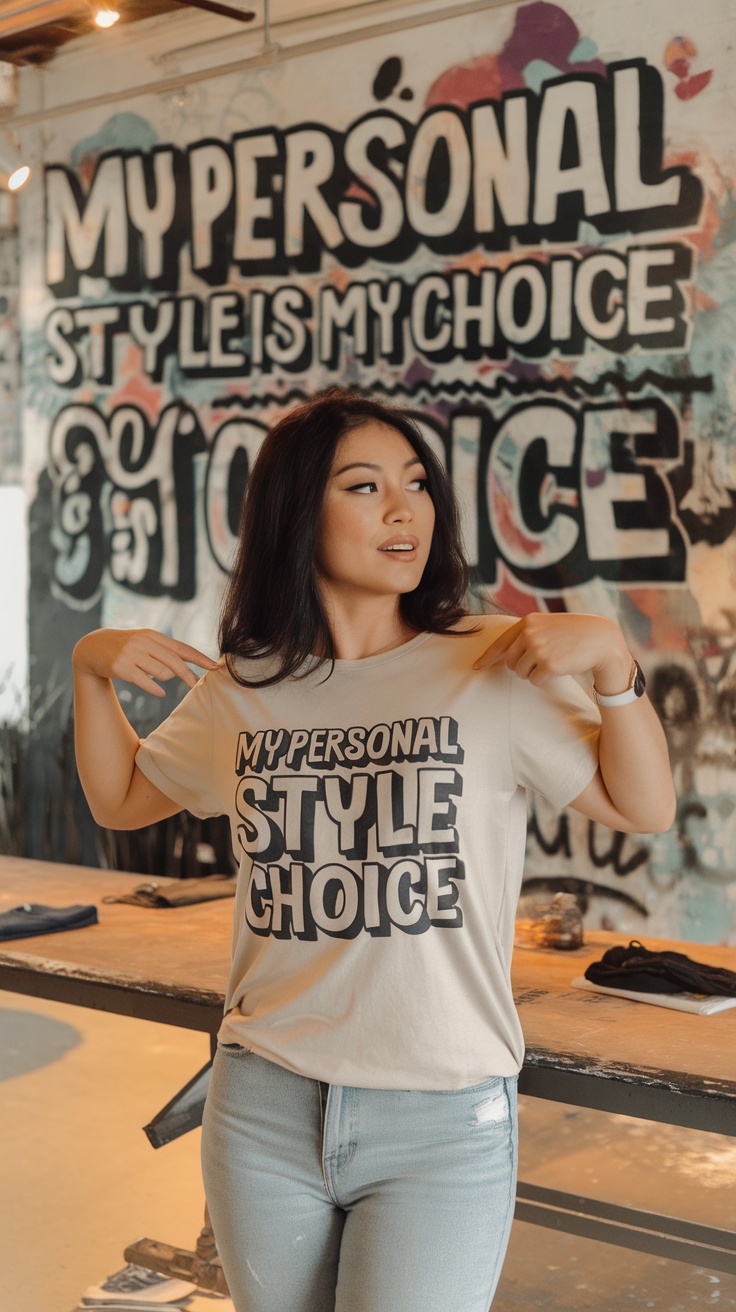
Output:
[0,0,84,40]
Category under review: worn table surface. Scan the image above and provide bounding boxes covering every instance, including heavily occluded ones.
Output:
[1,855,735,1122]
[512,935,736,1122]
[0,855,230,1030]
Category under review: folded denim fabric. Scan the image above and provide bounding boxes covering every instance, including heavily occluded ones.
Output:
[0,903,98,941]
[584,939,736,997]
[103,877,237,908]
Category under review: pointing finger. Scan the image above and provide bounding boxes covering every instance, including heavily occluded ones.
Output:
[159,637,218,670]
[129,670,167,698]
[472,621,524,670]
[147,644,201,688]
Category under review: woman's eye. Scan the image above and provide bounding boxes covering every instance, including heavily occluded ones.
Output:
[407,478,428,491]
[346,482,377,494]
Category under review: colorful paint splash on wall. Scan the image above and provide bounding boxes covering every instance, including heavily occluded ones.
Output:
[425,1,606,107]
[664,36,713,101]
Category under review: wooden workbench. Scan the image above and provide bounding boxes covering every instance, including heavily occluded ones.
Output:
[1,855,735,1274]
[1,855,733,1125]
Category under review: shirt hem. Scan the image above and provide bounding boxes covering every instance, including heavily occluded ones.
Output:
[542,750,600,812]
[135,747,215,820]
[216,1018,524,1089]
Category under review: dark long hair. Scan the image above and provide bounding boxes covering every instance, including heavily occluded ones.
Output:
[219,388,470,686]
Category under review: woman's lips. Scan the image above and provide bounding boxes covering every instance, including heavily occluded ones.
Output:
[378,535,419,556]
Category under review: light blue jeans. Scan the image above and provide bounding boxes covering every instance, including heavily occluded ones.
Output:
[201,1045,518,1312]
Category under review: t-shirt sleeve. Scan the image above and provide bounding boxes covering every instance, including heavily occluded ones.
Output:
[135,673,221,819]
[509,668,600,810]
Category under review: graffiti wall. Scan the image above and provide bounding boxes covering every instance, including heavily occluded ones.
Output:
[18,0,736,942]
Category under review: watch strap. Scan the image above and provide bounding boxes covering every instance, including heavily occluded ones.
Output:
[593,658,646,707]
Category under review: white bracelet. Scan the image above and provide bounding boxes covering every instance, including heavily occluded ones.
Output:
[592,658,646,707]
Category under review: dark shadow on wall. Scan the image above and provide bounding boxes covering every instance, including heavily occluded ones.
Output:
[24,468,102,866]
[6,468,234,878]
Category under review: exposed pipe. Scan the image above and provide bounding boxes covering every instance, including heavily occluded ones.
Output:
[172,0,255,23]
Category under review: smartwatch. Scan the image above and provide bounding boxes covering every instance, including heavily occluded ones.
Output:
[593,658,646,708]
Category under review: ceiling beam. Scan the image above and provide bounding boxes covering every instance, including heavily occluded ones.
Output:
[0,0,83,39]
[0,0,254,45]
[171,0,255,21]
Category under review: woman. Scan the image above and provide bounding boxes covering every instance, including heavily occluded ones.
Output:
[73,388,675,1312]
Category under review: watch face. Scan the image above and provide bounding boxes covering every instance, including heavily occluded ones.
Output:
[633,660,646,698]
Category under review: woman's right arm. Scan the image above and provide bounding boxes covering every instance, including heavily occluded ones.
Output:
[73,628,218,830]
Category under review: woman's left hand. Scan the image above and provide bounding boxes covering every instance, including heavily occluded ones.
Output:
[473,613,677,833]
[472,613,632,695]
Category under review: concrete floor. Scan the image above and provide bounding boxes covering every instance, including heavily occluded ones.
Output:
[1,993,734,1312]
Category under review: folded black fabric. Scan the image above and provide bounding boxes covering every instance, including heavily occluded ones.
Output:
[103,877,237,908]
[585,939,736,997]
[0,903,98,941]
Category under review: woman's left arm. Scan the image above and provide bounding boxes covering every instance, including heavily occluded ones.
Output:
[473,614,676,834]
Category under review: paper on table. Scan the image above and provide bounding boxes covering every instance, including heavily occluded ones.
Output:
[571,976,736,1015]
[82,1262,196,1304]
[78,1304,191,1311]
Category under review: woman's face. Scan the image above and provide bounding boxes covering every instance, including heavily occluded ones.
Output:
[316,422,436,604]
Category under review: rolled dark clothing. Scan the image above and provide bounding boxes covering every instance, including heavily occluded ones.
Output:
[584,939,736,997]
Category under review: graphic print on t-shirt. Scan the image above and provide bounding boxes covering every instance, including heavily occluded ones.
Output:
[235,716,465,940]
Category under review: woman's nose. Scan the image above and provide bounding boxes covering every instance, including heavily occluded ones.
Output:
[384,491,412,522]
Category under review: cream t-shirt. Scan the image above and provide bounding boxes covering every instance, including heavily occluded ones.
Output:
[135,616,600,1089]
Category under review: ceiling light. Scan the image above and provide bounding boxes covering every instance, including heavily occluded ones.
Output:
[7,165,30,191]
[95,8,120,27]
[0,144,31,193]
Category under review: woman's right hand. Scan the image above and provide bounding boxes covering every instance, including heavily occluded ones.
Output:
[72,628,218,698]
